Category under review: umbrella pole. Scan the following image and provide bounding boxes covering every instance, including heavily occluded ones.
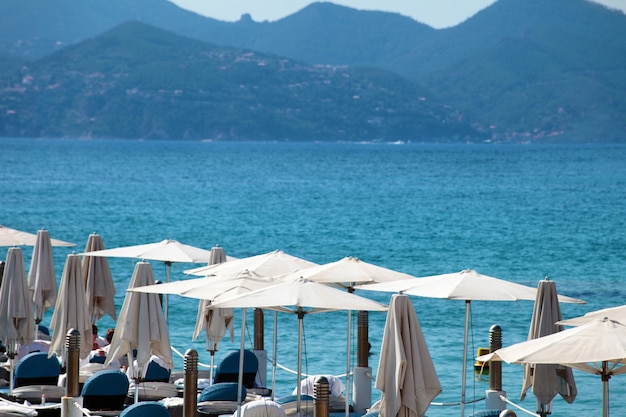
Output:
[8,356,14,395]
[602,361,609,417]
[272,311,278,400]
[345,309,352,417]
[460,300,470,417]
[209,351,215,385]
[127,352,139,404]
[297,309,304,417]
[235,308,247,417]
[164,262,171,320]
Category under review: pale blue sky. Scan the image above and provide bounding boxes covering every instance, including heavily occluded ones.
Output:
[170,0,626,29]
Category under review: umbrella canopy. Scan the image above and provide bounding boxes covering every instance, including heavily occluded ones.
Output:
[81,238,217,318]
[357,269,584,302]
[281,256,418,286]
[477,317,626,417]
[376,294,441,417]
[0,225,75,247]
[82,233,117,323]
[130,268,279,300]
[184,249,317,277]
[279,256,418,415]
[131,267,281,391]
[27,229,58,324]
[559,304,626,327]
[81,238,215,264]
[356,269,585,417]
[0,247,35,347]
[49,253,93,360]
[105,261,173,379]
[209,276,388,414]
[521,278,577,416]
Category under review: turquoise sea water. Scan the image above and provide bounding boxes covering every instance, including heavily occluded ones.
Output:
[2,138,626,416]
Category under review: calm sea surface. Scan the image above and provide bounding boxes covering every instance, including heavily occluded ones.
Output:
[2,138,626,416]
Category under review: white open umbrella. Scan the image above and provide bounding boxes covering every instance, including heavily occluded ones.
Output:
[131,268,283,408]
[521,278,577,416]
[49,253,93,360]
[106,261,173,402]
[209,276,388,415]
[356,269,585,417]
[376,294,441,417]
[559,304,626,327]
[279,256,419,415]
[478,317,626,417]
[186,249,318,391]
[27,229,58,326]
[81,238,216,318]
[184,249,316,277]
[0,247,35,394]
[0,225,75,247]
[82,233,117,323]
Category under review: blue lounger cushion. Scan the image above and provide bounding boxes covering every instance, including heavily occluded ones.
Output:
[14,352,61,387]
[81,369,130,411]
[119,401,170,417]
[214,349,259,388]
[199,382,247,402]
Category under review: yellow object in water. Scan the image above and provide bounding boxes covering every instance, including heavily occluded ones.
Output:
[474,347,490,374]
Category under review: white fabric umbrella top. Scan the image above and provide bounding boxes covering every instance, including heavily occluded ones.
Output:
[0,247,35,346]
[80,238,214,264]
[356,269,586,303]
[209,276,388,313]
[559,304,626,327]
[478,317,626,417]
[278,256,418,285]
[376,294,441,417]
[521,279,576,407]
[0,225,75,247]
[130,269,279,300]
[105,261,173,377]
[49,253,93,359]
[478,317,626,374]
[82,233,117,322]
[185,249,317,277]
[27,229,58,322]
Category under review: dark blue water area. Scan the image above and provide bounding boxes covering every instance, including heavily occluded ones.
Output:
[2,138,626,416]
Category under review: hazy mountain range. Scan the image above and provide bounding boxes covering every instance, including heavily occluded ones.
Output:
[0,0,624,142]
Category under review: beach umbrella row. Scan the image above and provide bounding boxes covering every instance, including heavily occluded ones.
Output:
[6,228,614,417]
[357,269,585,417]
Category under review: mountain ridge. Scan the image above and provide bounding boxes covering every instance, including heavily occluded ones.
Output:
[0,0,624,142]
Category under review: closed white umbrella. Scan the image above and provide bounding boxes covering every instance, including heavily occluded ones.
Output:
[28,229,58,325]
[49,253,93,360]
[106,261,173,401]
[82,233,117,323]
[193,246,231,348]
[376,294,441,417]
[356,269,585,417]
[521,278,577,416]
[0,247,35,394]
[478,317,626,417]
